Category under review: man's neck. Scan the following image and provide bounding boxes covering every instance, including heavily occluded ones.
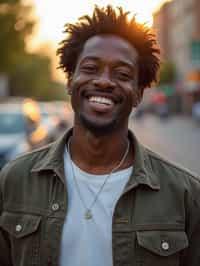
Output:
[68,125,134,175]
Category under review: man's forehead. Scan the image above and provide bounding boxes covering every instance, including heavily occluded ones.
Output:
[78,35,138,65]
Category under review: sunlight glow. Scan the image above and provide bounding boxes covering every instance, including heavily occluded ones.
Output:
[30,0,167,48]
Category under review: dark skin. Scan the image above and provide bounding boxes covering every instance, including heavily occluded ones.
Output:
[67,35,143,174]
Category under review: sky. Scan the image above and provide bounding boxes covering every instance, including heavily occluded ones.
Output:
[30,0,168,49]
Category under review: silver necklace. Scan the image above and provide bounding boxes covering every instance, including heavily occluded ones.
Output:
[67,137,130,220]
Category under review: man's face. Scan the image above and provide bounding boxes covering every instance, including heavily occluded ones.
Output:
[68,35,140,135]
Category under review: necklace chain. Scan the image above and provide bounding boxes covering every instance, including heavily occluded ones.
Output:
[67,137,130,219]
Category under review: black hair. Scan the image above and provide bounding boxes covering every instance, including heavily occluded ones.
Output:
[57,5,160,91]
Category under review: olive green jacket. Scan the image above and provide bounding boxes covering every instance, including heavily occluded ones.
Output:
[0,129,200,266]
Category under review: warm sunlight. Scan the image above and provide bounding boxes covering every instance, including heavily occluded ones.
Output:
[30,0,167,49]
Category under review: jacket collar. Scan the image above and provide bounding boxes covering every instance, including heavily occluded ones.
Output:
[124,131,160,192]
[31,129,73,183]
[31,129,160,190]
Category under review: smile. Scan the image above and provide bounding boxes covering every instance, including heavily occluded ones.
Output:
[88,96,114,106]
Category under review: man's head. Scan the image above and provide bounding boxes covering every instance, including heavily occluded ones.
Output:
[57,5,160,92]
[57,5,160,135]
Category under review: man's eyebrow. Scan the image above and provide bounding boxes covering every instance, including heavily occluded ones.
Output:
[115,60,137,70]
[80,56,136,69]
[79,56,100,63]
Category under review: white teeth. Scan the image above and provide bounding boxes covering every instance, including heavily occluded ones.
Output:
[89,96,113,105]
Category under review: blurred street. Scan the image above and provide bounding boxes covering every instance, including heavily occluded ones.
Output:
[129,115,200,176]
[1,96,200,176]
[0,99,71,169]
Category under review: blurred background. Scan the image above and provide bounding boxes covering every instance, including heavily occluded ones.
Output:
[0,0,200,175]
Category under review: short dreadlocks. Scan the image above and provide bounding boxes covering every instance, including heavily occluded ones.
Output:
[57,5,160,91]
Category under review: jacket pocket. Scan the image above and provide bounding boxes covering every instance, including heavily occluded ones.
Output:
[0,211,41,266]
[135,230,188,266]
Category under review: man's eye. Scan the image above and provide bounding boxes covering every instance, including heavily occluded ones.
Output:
[81,65,97,73]
[116,71,131,81]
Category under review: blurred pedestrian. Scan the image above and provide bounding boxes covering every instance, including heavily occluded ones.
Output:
[1,5,200,266]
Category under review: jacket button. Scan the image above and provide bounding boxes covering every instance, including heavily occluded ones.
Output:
[161,241,169,250]
[52,203,59,211]
[16,224,22,232]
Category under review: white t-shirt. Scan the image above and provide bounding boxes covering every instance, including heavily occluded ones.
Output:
[59,146,133,266]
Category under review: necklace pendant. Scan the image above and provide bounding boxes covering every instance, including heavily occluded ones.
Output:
[85,210,92,220]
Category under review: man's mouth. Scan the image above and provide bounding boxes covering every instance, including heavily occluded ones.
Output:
[85,95,116,113]
[88,96,114,106]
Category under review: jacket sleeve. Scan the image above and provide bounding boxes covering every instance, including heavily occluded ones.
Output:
[180,175,200,266]
[0,165,13,266]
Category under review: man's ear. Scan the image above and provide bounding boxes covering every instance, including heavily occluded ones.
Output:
[133,88,143,107]
[137,88,144,103]
[66,77,72,95]
[67,86,72,95]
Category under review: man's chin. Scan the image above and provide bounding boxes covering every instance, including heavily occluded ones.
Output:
[79,114,117,136]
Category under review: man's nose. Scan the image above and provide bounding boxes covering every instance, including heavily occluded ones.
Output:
[92,69,115,89]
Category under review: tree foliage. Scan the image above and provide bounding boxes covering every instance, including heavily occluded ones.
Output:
[159,61,177,85]
[0,0,35,73]
[9,53,66,100]
[0,0,66,100]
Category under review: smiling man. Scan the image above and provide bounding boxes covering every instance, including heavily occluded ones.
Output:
[1,5,200,266]
[68,34,139,135]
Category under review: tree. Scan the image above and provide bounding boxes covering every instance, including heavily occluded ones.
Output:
[9,53,66,100]
[0,1,66,100]
[0,0,35,73]
[159,61,177,85]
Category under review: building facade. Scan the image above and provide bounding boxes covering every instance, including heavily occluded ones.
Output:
[153,0,200,80]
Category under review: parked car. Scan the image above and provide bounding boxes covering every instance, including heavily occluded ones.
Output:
[0,99,49,169]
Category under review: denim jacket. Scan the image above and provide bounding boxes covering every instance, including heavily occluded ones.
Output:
[0,129,200,266]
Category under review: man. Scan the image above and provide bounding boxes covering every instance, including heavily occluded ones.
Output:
[0,5,200,266]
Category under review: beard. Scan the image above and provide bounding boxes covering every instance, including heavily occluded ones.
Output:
[79,112,120,137]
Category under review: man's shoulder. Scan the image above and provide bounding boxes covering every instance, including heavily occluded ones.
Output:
[145,146,200,187]
[0,143,52,181]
